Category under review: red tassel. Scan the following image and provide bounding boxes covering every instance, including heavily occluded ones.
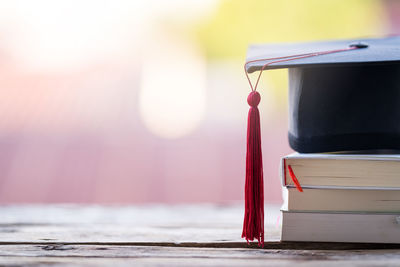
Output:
[242,91,264,247]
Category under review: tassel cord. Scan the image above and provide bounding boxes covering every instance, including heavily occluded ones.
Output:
[243,46,357,92]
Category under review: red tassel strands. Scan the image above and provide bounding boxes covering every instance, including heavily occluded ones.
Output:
[242,91,264,247]
[242,45,361,247]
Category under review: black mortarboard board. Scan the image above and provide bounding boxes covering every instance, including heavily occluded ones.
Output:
[245,36,400,153]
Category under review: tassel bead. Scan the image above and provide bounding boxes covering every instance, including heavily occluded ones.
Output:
[247,91,261,107]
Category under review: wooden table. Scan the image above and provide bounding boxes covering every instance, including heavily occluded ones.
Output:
[1,204,400,266]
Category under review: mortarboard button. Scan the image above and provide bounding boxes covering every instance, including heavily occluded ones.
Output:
[349,41,369,48]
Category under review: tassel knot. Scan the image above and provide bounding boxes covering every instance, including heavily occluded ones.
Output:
[247,91,261,107]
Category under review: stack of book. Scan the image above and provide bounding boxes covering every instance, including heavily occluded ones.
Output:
[280,153,400,243]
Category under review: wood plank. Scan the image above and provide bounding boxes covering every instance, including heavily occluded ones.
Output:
[3,256,399,267]
[0,204,281,243]
[2,204,400,250]
[1,245,400,266]
[2,205,400,266]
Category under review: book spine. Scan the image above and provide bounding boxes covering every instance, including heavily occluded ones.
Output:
[281,158,287,186]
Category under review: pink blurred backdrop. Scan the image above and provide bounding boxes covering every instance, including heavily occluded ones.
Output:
[0,0,398,204]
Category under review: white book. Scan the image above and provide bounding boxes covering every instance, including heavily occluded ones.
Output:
[281,153,400,189]
[281,211,400,243]
[282,187,400,212]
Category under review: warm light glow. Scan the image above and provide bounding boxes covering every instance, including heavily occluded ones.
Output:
[1,0,146,71]
[139,31,206,139]
[0,0,217,72]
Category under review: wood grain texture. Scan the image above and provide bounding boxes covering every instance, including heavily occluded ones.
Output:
[0,204,400,266]
[0,204,280,243]
[1,245,400,266]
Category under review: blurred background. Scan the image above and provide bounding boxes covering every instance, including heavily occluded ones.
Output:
[0,0,397,204]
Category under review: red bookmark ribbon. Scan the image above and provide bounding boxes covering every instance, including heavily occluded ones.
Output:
[288,165,303,192]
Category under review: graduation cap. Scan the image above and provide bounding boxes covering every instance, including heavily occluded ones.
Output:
[247,36,400,153]
[241,36,400,247]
